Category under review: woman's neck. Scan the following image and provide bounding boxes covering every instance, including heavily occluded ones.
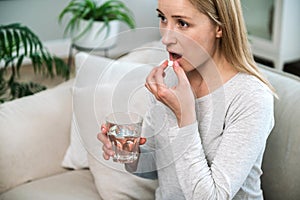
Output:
[187,56,238,98]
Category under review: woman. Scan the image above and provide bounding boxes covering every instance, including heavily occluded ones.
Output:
[98,0,275,199]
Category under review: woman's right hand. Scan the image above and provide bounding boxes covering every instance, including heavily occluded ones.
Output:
[97,124,147,161]
[145,60,196,127]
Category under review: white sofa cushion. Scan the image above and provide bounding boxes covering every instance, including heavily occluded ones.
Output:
[88,154,157,200]
[0,80,73,193]
[1,170,101,200]
[61,112,90,169]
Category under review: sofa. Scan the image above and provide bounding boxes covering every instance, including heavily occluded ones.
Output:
[0,41,300,200]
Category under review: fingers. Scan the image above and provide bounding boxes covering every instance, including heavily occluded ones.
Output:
[145,60,168,90]
[161,60,169,70]
[97,124,114,160]
[98,125,147,161]
[97,125,109,143]
[100,124,108,134]
[102,142,115,160]
[139,137,147,145]
[145,60,169,100]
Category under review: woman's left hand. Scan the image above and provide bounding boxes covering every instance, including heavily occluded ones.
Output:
[145,60,196,127]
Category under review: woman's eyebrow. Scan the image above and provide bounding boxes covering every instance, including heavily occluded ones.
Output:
[156,8,164,15]
[156,8,191,19]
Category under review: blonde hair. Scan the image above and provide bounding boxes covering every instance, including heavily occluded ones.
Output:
[189,0,276,94]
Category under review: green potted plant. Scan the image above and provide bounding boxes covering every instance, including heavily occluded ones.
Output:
[58,0,136,49]
[0,23,70,103]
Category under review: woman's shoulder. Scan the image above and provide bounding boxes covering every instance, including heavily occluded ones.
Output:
[227,72,272,96]
[225,72,274,109]
[225,72,275,133]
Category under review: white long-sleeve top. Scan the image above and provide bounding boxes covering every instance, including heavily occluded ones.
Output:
[129,71,274,200]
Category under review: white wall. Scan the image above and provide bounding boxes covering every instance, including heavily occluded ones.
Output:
[111,0,161,57]
[0,0,159,40]
[0,0,160,57]
[0,0,70,41]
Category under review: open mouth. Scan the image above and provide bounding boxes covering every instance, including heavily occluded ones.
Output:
[169,52,182,61]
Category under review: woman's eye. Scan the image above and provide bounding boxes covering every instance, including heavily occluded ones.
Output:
[158,14,167,23]
[178,19,189,28]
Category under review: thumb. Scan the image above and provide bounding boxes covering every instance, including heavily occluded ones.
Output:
[139,137,147,145]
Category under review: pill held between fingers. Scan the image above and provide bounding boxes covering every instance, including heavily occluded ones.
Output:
[168,60,173,67]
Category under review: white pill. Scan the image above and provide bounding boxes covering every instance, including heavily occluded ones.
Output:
[168,60,173,67]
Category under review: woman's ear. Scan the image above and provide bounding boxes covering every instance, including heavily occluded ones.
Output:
[216,25,222,38]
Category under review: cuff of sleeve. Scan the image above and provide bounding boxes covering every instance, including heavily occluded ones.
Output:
[168,121,201,158]
[168,121,198,138]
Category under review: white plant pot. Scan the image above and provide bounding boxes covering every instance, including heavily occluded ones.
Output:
[72,19,119,49]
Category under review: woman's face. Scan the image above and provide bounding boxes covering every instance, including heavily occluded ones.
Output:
[157,0,222,72]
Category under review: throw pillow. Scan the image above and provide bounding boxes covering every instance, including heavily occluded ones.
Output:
[62,40,166,169]
[61,51,160,198]
[61,52,112,169]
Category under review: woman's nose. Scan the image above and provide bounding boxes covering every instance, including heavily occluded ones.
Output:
[161,28,177,46]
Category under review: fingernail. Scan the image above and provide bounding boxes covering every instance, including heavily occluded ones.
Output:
[173,61,179,70]
[161,60,168,66]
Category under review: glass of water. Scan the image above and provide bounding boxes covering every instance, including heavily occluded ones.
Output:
[105,112,143,163]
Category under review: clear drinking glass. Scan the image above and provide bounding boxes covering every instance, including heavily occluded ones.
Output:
[106,112,143,163]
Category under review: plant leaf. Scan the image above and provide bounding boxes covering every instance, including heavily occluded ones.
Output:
[53,56,70,80]
[13,30,20,57]
[10,81,46,99]
[16,54,24,77]
[6,30,13,58]
[0,30,6,59]
[41,50,54,78]
[25,28,34,56]
[59,0,135,40]
[73,18,93,41]
[19,29,28,55]
[0,23,71,103]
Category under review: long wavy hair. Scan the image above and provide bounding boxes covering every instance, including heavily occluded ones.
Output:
[189,0,276,94]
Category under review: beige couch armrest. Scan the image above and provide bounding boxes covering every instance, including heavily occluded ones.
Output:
[258,65,300,199]
[0,79,74,193]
